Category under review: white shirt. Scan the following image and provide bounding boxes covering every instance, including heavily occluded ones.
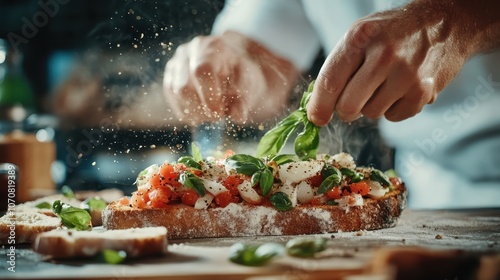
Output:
[212,0,500,209]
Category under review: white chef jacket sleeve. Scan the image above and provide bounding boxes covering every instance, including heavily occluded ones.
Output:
[211,0,321,72]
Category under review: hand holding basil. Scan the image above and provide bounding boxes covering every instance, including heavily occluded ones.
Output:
[256,81,320,160]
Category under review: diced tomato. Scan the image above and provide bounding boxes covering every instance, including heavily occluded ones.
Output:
[349,181,370,196]
[223,175,243,196]
[326,187,342,199]
[181,190,199,206]
[230,195,240,204]
[390,177,402,187]
[307,174,323,188]
[130,191,148,209]
[118,196,130,206]
[190,169,203,177]
[160,163,181,188]
[150,173,162,189]
[311,195,326,206]
[215,191,232,208]
[148,187,173,209]
[342,189,351,196]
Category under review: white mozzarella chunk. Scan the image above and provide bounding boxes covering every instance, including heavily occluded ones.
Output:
[296,181,314,204]
[329,153,356,169]
[194,193,214,209]
[200,178,228,196]
[237,181,262,204]
[367,180,388,198]
[201,162,226,181]
[278,161,323,184]
[336,193,363,207]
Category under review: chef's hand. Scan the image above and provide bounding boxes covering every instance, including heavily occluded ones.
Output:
[163,31,298,126]
[307,0,500,125]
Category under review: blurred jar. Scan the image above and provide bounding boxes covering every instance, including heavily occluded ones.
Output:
[0,39,55,205]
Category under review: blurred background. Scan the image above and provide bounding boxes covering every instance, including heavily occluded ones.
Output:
[0,0,392,200]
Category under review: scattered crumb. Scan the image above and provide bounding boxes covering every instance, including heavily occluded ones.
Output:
[402,238,406,243]
[355,231,365,236]
[454,236,459,239]
[422,224,427,228]
[330,234,335,239]
[435,234,443,240]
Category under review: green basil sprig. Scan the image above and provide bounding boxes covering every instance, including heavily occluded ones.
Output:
[52,200,92,231]
[256,81,320,160]
[225,154,274,196]
[340,167,364,183]
[269,154,299,166]
[177,142,204,170]
[370,169,391,187]
[179,171,206,196]
[269,192,293,211]
[317,164,342,194]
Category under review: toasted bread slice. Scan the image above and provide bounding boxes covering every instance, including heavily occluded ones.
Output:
[33,226,168,258]
[103,185,406,239]
[0,211,61,244]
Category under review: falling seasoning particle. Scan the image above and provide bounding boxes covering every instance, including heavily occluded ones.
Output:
[92,162,96,166]
[150,145,156,149]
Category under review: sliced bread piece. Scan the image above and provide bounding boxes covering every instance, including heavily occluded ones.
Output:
[0,211,61,244]
[32,226,168,259]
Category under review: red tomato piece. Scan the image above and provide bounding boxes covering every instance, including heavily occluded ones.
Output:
[150,173,162,189]
[349,181,371,196]
[310,195,326,206]
[326,187,342,199]
[307,174,323,188]
[181,190,199,206]
[159,163,181,188]
[223,175,243,196]
[118,196,130,206]
[215,191,232,208]
[148,187,172,209]
[130,191,147,209]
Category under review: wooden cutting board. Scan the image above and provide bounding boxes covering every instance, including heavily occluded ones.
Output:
[1,209,499,279]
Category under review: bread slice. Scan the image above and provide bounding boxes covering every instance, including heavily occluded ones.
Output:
[0,211,61,244]
[103,185,406,239]
[32,227,168,259]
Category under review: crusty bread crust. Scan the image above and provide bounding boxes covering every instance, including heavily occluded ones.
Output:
[0,211,61,244]
[33,227,168,259]
[103,185,407,239]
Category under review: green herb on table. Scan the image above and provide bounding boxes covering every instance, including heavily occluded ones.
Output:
[225,154,274,196]
[256,81,320,160]
[100,249,127,265]
[35,202,52,209]
[52,200,92,231]
[285,237,328,258]
[229,242,284,266]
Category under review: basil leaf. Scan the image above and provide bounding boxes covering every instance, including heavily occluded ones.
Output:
[35,202,52,209]
[52,200,92,231]
[255,110,304,158]
[101,249,127,265]
[340,168,364,183]
[179,172,206,196]
[384,169,398,178]
[225,154,263,176]
[178,156,202,170]
[269,192,293,211]
[326,200,339,206]
[299,81,315,109]
[191,142,203,162]
[370,169,391,187]
[81,197,107,213]
[286,237,328,258]
[259,168,274,196]
[294,121,320,160]
[318,166,342,194]
[229,242,283,266]
[269,154,298,165]
[251,171,261,187]
[61,185,75,199]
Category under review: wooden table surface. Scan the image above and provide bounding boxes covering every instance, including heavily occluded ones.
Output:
[1,208,499,280]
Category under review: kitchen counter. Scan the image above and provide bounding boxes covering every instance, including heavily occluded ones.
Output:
[1,208,499,280]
